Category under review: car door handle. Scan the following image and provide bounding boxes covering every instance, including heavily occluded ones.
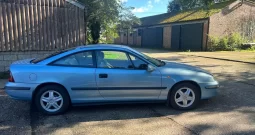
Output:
[99,74,108,78]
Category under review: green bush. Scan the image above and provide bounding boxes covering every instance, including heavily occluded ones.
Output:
[218,37,230,51]
[208,36,220,51]
[228,33,243,49]
[209,33,248,51]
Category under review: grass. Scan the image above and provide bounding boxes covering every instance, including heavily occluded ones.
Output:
[161,0,235,24]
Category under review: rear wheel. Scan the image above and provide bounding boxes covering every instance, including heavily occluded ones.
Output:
[169,82,200,110]
[35,85,70,115]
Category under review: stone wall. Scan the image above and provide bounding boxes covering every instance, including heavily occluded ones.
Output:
[0,51,55,72]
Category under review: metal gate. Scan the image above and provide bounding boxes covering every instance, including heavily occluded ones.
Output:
[141,27,163,48]
[171,23,203,51]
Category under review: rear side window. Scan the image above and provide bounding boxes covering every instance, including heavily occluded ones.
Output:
[52,51,94,67]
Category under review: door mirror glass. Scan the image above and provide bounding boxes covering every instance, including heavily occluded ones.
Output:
[147,64,155,72]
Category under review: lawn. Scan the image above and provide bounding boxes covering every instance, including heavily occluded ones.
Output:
[103,51,127,60]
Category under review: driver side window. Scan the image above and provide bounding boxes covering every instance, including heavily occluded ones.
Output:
[129,54,147,70]
[96,51,133,69]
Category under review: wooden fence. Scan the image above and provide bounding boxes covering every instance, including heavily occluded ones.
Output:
[0,0,86,52]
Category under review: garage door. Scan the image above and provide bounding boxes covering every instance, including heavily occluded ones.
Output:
[181,23,203,51]
[171,25,181,50]
[171,23,203,51]
[141,27,163,48]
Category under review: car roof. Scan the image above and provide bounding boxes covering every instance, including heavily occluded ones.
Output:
[36,44,138,65]
[75,44,132,51]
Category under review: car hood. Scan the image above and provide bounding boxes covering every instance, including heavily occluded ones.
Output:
[161,61,211,75]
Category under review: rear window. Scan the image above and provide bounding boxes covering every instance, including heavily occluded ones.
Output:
[31,48,75,63]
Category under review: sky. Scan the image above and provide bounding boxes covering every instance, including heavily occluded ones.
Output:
[121,0,170,18]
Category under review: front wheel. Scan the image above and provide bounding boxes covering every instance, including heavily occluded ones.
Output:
[34,85,70,115]
[169,83,201,110]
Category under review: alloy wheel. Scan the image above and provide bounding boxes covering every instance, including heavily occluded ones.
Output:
[40,90,64,112]
[174,87,195,108]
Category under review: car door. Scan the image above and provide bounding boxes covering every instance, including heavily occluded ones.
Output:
[50,51,103,103]
[95,50,163,101]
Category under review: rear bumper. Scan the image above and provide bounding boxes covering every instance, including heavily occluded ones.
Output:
[4,82,39,101]
[199,81,219,99]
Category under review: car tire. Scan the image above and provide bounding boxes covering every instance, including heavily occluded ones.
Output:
[34,85,70,115]
[169,82,201,110]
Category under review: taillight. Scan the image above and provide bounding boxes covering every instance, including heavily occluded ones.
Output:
[8,72,15,82]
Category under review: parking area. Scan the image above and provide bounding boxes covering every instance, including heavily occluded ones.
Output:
[0,48,255,135]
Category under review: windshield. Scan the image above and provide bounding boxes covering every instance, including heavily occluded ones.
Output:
[129,48,165,67]
[31,48,75,63]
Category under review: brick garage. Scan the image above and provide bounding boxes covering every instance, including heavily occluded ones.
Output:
[114,0,255,51]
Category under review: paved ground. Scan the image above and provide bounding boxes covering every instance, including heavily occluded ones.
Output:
[179,51,255,64]
[0,79,7,89]
[0,48,255,135]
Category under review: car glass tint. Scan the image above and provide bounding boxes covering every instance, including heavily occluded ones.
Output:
[53,51,94,67]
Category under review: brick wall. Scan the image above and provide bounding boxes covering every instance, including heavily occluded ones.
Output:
[163,26,172,49]
[0,51,55,72]
[203,20,209,50]
[209,1,255,38]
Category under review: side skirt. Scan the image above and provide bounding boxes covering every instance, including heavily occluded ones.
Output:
[72,100,166,106]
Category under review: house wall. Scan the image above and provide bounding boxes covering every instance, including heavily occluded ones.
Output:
[163,26,172,49]
[209,1,255,38]
[0,51,55,72]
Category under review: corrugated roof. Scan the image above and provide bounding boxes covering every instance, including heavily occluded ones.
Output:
[136,0,236,27]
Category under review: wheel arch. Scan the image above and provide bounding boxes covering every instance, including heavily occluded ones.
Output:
[167,80,201,100]
[32,82,71,102]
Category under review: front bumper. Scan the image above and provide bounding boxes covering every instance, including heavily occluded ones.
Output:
[4,82,39,101]
[199,81,219,99]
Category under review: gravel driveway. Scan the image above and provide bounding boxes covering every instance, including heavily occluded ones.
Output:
[0,48,254,135]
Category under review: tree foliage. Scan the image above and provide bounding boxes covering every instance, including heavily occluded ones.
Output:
[167,0,219,12]
[78,0,139,44]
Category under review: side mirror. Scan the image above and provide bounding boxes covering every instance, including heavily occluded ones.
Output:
[147,64,155,72]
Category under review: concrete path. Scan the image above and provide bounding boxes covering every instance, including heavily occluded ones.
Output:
[0,79,7,89]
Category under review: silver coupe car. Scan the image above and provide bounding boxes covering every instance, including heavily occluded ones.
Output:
[5,45,219,115]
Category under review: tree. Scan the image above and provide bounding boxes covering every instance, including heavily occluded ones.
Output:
[78,0,139,44]
[167,0,215,12]
[167,0,181,12]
